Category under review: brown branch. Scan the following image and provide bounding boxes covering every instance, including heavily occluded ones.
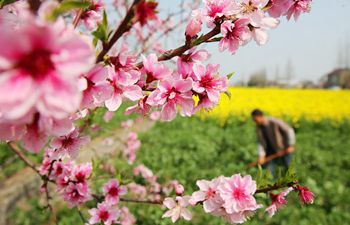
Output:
[96,0,141,63]
[8,141,40,174]
[120,197,162,205]
[73,9,84,28]
[255,181,297,194]
[135,24,221,69]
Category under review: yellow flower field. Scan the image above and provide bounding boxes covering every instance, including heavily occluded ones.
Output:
[200,88,350,124]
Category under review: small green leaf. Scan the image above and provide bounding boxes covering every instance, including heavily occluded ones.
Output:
[50,0,90,20]
[226,72,235,80]
[224,91,231,99]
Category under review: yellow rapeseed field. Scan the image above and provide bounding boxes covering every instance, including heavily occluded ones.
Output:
[200,87,350,124]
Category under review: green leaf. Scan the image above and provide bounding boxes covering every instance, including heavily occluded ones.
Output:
[226,72,235,80]
[50,0,90,20]
[92,24,108,42]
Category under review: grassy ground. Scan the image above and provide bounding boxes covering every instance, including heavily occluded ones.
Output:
[6,116,350,225]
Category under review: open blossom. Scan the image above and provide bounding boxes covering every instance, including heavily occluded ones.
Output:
[177,49,210,76]
[265,187,293,217]
[50,129,90,159]
[185,9,203,38]
[88,202,120,225]
[0,20,94,122]
[190,177,224,213]
[204,0,239,27]
[249,11,279,45]
[296,185,315,205]
[286,0,312,21]
[218,174,261,214]
[80,65,113,109]
[72,162,92,184]
[141,54,172,83]
[63,182,92,207]
[106,46,143,111]
[80,0,103,30]
[192,64,228,107]
[102,179,127,205]
[135,0,158,26]
[162,196,192,223]
[147,74,194,121]
[267,0,294,18]
[219,19,251,53]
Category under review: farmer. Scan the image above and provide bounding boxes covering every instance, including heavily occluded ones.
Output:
[251,109,295,176]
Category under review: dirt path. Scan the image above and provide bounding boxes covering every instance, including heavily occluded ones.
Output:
[0,119,154,225]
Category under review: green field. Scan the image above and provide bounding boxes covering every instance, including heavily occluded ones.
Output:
[5,116,350,225]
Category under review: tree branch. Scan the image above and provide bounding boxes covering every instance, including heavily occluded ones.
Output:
[96,0,141,63]
[8,141,40,174]
[255,181,297,194]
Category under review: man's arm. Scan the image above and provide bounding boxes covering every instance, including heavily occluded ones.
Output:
[257,143,266,164]
[275,119,296,153]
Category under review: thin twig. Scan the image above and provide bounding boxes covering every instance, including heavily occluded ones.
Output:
[255,181,297,194]
[73,9,84,28]
[96,0,141,62]
[8,141,39,173]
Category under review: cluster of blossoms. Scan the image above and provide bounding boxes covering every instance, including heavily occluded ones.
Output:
[186,0,312,54]
[162,174,315,224]
[40,149,93,207]
[0,0,315,224]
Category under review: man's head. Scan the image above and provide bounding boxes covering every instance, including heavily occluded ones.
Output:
[251,109,265,125]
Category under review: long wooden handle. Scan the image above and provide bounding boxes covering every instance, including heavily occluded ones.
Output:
[247,150,287,168]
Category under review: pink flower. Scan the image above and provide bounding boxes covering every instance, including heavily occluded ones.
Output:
[120,207,136,225]
[296,185,315,205]
[72,162,92,184]
[133,164,154,180]
[141,54,172,83]
[102,179,127,205]
[135,0,158,26]
[125,96,152,116]
[147,75,194,121]
[204,0,239,27]
[80,65,113,109]
[0,20,94,122]
[218,174,261,214]
[20,113,74,153]
[192,64,228,106]
[170,180,185,195]
[190,177,224,213]
[63,182,92,207]
[265,187,293,217]
[249,11,279,45]
[285,0,312,21]
[177,48,210,76]
[219,19,251,53]
[106,46,143,111]
[185,9,203,38]
[267,0,294,18]
[80,0,103,30]
[50,129,90,159]
[88,202,120,225]
[162,196,192,223]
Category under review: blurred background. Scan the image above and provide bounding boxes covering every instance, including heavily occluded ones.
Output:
[1,0,350,225]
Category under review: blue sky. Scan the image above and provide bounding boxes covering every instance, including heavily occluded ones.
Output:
[159,0,350,83]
